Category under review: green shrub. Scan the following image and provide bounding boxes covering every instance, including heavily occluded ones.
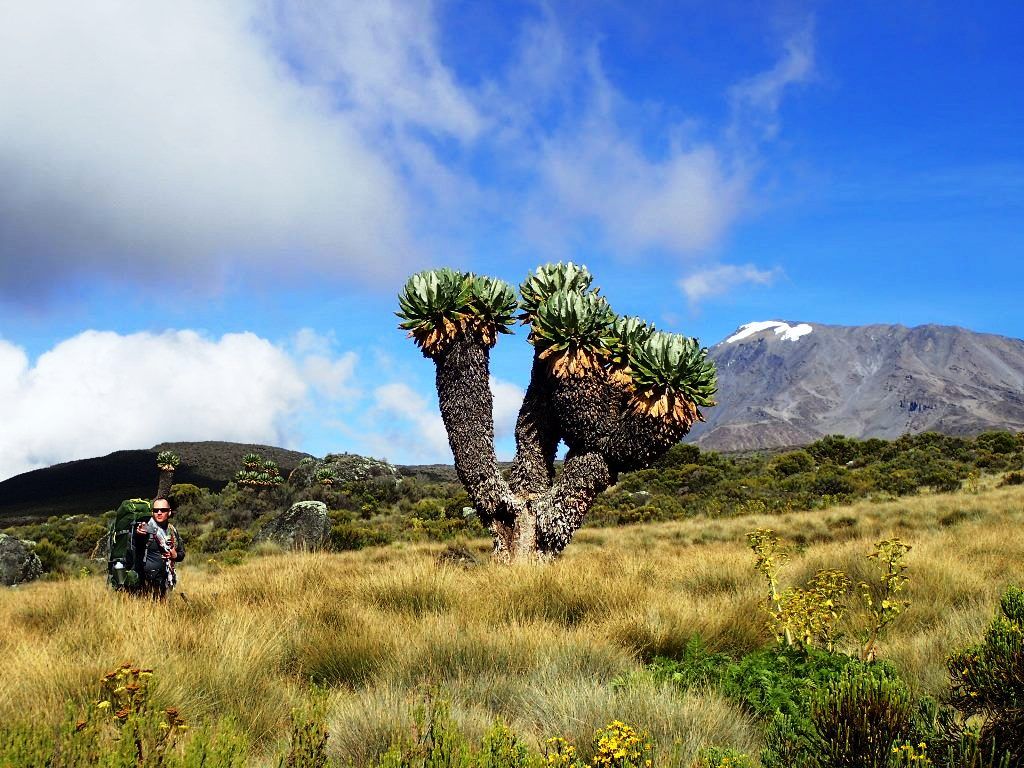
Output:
[32,538,68,574]
[809,667,915,768]
[946,586,1024,766]
[330,522,394,551]
[771,450,816,478]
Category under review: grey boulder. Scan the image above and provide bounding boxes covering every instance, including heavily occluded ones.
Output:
[0,533,44,586]
[256,500,330,551]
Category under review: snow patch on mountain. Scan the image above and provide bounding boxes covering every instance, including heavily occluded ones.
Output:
[726,321,814,344]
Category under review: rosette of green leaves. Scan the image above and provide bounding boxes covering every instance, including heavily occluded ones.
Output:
[397,269,516,353]
[518,262,595,321]
[608,315,657,372]
[466,275,517,345]
[315,467,335,486]
[234,469,256,487]
[531,290,615,376]
[628,331,717,407]
[156,450,180,471]
[242,453,262,470]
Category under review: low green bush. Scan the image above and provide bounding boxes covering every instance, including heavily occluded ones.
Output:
[946,586,1024,767]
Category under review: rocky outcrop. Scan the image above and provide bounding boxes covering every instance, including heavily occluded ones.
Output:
[287,453,402,489]
[255,501,330,551]
[0,533,43,586]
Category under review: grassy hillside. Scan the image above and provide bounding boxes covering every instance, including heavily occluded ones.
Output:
[0,442,312,525]
[2,483,1023,766]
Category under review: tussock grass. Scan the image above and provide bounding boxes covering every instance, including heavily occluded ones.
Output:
[1,483,1022,764]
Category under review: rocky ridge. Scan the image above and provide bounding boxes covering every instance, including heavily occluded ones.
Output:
[687,321,1024,451]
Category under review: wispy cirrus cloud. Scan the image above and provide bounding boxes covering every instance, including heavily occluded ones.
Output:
[506,18,814,260]
[679,263,784,307]
[729,25,816,143]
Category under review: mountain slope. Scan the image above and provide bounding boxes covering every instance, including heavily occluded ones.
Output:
[687,321,1024,451]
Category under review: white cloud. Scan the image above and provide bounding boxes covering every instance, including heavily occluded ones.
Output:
[0,329,365,481]
[366,375,524,463]
[272,0,482,141]
[370,382,451,462]
[521,22,812,259]
[729,27,815,142]
[0,0,451,297]
[489,376,524,440]
[679,263,783,306]
[541,129,747,254]
[0,2,816,298]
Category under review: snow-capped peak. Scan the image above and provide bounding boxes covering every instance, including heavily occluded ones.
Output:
[726,321,813,344]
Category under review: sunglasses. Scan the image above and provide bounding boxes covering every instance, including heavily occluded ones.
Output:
[152,508,171,514]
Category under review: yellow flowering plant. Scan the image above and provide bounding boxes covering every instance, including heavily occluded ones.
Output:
[591,721,653,768]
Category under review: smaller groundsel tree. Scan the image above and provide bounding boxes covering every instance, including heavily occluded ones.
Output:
[234,453,284,489]
[397,263,716,561]
[155,451,180,499]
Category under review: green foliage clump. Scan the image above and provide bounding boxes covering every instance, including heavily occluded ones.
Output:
[156,450,181,470]
[809,667,916,768]
[946,586,1024,766]
[234,452,284,489]
[32,537,68,574]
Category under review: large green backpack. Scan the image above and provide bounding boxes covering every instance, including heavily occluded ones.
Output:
[107,498,151,590]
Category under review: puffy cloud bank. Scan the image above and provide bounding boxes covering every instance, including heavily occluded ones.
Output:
[0,1,420,296]
[0,329,524,480]
[0,331,313,480]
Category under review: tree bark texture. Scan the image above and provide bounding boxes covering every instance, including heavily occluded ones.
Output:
[433,338,523,537]
[507,357,560,498]
[156,469,174,501]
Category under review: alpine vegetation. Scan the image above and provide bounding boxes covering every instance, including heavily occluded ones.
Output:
[397,263,717,561]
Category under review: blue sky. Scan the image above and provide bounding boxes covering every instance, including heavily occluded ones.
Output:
[0,1,1021,479]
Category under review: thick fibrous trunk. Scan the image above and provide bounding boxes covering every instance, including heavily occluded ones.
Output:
[533,451,612,555]
[507,356,560,497]
[548,370,624,456]
[156,469,174,500]
[604,409,692,473]
[433,338,523,551]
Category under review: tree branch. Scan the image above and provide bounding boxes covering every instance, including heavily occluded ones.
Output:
[533,450,612,555]
[507,355,561,498]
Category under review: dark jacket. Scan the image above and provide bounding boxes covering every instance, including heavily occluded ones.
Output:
[133,518,185,583]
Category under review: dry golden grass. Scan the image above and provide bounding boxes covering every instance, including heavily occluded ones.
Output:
[1,483,1022,764]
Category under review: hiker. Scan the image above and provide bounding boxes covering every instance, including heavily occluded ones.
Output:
[133,497,185,600]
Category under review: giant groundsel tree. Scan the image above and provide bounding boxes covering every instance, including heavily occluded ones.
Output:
[397,264,717,561]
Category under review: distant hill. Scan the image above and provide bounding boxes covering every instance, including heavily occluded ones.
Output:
[0,442,312,525]
[687,321,1024,451]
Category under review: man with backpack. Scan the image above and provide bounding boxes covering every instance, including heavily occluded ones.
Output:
[133,497,185,600]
